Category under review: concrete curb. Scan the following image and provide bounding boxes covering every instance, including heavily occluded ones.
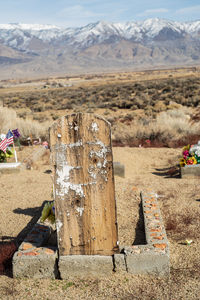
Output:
[114,191,170,276]
[13,222,58,279]
[181,164,200,178]
[13,191,170,278]
[0,162,21,174]
[59,255,114,279]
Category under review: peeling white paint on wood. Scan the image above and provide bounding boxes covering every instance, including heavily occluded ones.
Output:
[97,162,102,168]
[68,140,83,148]
[91,122,99,132]
[76,207,84,216]
[56,163,85,197]
[88,140,110,159]
[56,219,63,233]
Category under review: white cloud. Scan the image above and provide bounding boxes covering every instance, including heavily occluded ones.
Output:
[138,8,169,17]
[58,5,104,19]
[176,5,200,15]
[56,4,107,26]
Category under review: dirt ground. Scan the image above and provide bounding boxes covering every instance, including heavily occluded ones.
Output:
[0,145,200,300]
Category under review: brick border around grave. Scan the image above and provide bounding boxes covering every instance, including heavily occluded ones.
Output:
[113,191,170,276]
[13,223,58,279]
[13,191,170,278]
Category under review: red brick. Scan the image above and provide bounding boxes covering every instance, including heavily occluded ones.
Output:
[150,233,157,236]
[146,215,153,219]
[153,243,166,250]
[145,200,156,204]
[145,204,157,209]
[153,235,164,240]
[44,248,55,255]
[150,228,161,232]
[22,243,34,250]
[22,251,39,256]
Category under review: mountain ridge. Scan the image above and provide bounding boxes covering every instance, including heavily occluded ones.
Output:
[0,18,200,79]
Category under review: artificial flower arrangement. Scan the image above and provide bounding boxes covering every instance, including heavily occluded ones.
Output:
[180,141,200,167]
[0,148,14,162]
[40,201,55,224]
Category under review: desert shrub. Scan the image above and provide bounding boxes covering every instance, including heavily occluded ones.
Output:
[165,208,199,239]
[133,98,145,109]
[162,86,171,93]
[112,107,200,146]
[156,109,197,135]
[117,100,133,109]
[62,102,74,109]
[52,114,59,120]
[153,101,167,112]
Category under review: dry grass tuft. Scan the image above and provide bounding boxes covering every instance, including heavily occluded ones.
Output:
[113,107,200,147]
[0,107,50,139]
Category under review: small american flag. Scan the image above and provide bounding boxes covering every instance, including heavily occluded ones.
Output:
[0,138,8,153]
[6,130,14,146]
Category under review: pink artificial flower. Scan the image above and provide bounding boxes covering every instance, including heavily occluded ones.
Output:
[183,150,189,157]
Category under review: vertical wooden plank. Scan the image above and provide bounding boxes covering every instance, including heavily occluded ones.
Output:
[50,113,118,255]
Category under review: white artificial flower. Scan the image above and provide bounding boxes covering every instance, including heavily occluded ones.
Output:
[0,133,6,140]
[195,149,200,157]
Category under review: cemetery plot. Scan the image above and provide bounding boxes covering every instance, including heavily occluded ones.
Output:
[12,114,170,279]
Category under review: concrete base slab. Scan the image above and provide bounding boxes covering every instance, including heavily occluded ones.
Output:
[114,253,127,272]
[0,162,21,174]
[125,251,169,276]
[59,255,114,279]
[13,222,58,279]
[181,164,200,178]
[13,248,58,279]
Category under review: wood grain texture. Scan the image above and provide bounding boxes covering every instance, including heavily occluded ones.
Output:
[50,113,118,255]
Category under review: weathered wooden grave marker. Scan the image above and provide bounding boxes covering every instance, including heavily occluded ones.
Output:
[50,113,118,256]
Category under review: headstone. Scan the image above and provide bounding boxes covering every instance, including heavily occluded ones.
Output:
[50,113,118,256]
[113,162,125,178]
[181,164,200,178]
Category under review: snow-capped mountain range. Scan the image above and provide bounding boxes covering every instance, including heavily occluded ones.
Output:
[1,18,200,50]
[0,18,200,78]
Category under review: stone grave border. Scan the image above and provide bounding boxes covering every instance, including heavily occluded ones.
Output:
[13,190,170,278]
[0,162,21,174]
[180,164,200,178]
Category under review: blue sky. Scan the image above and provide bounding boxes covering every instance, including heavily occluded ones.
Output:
[1,0,200,27]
